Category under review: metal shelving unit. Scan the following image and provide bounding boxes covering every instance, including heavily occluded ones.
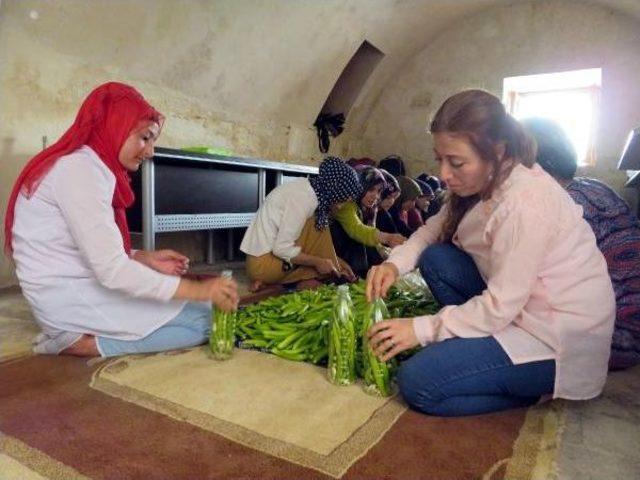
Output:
[129,147,318,263]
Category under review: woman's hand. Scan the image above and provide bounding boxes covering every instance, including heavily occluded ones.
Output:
[173,276,239,311]
[336,258,357,282]
[314,258,340,276]
[378,231,406,248]
[133,249,189,276]
[367,318,420,361]
[365,262,400,301]
[203,277,239,312]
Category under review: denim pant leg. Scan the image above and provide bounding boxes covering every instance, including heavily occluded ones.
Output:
[397,337,556,417]
[418,243,486,306]
[96,302,212,357]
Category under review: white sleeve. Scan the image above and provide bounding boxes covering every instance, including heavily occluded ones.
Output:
[52,159,179,301]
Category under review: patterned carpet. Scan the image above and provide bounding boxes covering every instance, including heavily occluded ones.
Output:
[0,350,565,480]
[0,282,573,479]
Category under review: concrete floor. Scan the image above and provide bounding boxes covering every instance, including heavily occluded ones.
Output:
[556,366,640,479]
[0,279,639,479]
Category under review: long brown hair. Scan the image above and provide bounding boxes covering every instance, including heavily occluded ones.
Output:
[430,90,535,241]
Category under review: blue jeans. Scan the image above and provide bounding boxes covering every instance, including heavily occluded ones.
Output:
[397,243,555,416]
[96,302,211,357]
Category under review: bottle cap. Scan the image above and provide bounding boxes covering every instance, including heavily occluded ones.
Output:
[221,269,233,278]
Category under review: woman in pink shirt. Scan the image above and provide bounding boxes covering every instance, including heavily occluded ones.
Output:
[366,90,615,416]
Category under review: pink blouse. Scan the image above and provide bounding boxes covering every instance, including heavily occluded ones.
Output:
[388,164,615,400]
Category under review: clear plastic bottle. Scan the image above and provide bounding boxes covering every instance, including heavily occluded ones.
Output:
[209,270,236,360]
[362,297,396,397]
[327,284,356,385]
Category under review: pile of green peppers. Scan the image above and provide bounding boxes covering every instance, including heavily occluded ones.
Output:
[237,285,335,363]
[236,278,440,378]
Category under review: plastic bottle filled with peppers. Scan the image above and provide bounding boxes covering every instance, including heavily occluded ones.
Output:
[209,270,236,360]
[327,284,357,386]
[362,297,397,397]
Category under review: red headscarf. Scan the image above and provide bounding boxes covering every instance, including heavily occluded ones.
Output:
[4,82,163,256]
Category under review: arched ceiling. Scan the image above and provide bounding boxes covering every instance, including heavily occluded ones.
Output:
[3,0,639,129]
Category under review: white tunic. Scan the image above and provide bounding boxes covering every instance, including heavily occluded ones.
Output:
[12,146,186,353]
[240,178,318,262]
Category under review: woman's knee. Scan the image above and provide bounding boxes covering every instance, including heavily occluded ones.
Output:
[397,339,482,415]
[397,354,443,414]
[418,244,448,279]
[246,254,286,284]
[418,243,467,275]
[178,302,212,336]
[418,243,485,305]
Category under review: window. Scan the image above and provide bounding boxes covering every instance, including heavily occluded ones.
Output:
[503,68,601,166]
[314,40,384,152]
[318,40,384,118]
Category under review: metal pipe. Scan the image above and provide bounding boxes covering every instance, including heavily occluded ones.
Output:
[207,230,215,265]
[258,168,266,205]
[227,229,234,261]
[142,159,155,250]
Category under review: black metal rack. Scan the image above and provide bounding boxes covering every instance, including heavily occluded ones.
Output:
[126,147,318,262]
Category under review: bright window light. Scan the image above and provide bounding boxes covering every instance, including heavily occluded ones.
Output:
[503,68,601,166]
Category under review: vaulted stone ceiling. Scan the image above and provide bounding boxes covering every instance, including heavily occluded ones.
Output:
[4,0,637,128]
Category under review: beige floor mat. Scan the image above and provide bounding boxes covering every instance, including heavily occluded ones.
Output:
[91,347,406,478]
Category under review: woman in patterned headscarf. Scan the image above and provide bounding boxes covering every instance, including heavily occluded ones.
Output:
[389,176,423,237]
[241,156,360,290]
[408,179,435,229]
[331,166,406,278]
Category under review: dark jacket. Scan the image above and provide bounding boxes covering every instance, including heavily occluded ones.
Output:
[375,209,398,234]
[389,205,414,238]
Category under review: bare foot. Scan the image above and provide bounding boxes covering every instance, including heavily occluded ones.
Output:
[249,279,265,293]
[61,334,99,357]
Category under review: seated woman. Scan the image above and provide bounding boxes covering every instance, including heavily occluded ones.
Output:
[389,176,423,237]
[5,82,239,358]
[331,167,406,278]
[407,179,435,230]
[240,157,359,291]
[375,170,402,235]
[378,155,407,177]
[417,173,445,220]
[417,173,443,193]
[346,157,375,169]
[366,90,615,417]
[523,117,640,370]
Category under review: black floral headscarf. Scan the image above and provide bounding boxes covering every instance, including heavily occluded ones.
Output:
[379,168,400,199]
[356,166,386,198]
[309,156,362,230]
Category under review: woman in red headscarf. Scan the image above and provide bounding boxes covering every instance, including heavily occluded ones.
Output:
[5,82,238,357]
